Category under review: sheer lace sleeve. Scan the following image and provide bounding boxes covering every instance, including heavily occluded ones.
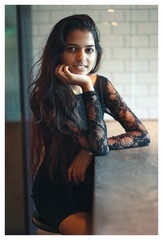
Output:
[64,91,109,156]
[81,91,109,155]
[103,78,150,150]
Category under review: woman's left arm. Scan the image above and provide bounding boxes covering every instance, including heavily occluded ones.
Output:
[104,79,150,150]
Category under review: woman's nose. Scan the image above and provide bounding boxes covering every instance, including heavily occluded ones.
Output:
[76,49,85,62]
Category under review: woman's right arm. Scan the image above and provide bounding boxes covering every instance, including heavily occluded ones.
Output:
[78,90,109,155]
[55,65,109,156]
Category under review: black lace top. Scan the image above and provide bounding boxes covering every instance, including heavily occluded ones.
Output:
[32,75,150,205]
[42,74,150,156]
[57,74,150,153]
[36,74,150,173]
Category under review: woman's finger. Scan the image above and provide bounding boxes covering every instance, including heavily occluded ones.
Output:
[56,65,71,84]
[63,66,73,78]
[80,166,86,182]
[68,165,73,182]
[55,64,63,75]
[72,167,79,185]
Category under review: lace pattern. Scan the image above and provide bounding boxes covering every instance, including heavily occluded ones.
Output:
[103,77,150,150]
[42,75,150,155]
[59,91,109,156]
[82,92,109,155]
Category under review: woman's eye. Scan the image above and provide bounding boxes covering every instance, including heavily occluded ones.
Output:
[86,48,94,53]
[67,47,76,52]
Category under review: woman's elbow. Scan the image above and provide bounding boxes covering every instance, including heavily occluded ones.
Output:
[138,131,150,147]
[93,145,110,156]
[144,132,150,145]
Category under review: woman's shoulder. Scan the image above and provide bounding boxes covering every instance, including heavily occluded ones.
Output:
[90,74,110,87]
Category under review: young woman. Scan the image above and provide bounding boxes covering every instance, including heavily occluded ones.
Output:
[29,14,150,235]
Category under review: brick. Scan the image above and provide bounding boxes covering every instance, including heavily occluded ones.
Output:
[31,5,38,11]
[134,108,148,119]
[136,96,157,107]
[149,35,158,46]
[125,10,148,22]
[101,35,123,47]
[50,11,74,23]
[32,24,38,36]
[125,60,148,71]
[149,60,158,72]
[137,48,158,59]
[38,24,54,36]
[136,73,158,84]
[32,11,50,23]
[113,6,135,10]
[125,85,148,96]
[32,37,46,50]
[136,5,157,10]
[149,9,158,21]
[86,5,114,10]
[113,73,132,84]
[149,85,158,95]
[113,22,135,35]
[38,5,62,11]
[109,60,124,71]
[137,23,158,34]
[149,108,158,119]
[98,64,111,73]
[96,23,111,35]
[101,48,112,60]
[99,9,124,22]
[123,85,133,96]
[100,60,123,72]
[125,35,148,47]
[63,5,86,10]
[113,48,136,59]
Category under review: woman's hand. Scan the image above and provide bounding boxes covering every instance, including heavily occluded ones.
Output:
[68,149,94,185]
[55,64,94,92]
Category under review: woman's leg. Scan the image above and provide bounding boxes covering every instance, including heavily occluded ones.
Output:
[59,212,90,235]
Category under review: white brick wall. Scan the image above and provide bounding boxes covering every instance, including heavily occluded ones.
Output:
[31,5,158,120]
[125,36,148,47]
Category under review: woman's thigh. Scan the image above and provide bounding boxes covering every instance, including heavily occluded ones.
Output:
[36,194,91,233]
[59,212,90,235]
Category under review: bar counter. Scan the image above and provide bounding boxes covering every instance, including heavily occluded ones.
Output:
[91,120,158,235]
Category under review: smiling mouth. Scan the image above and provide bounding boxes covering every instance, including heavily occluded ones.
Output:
[73,65,87,71]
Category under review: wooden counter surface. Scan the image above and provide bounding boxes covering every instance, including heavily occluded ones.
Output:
[91,120,158,235]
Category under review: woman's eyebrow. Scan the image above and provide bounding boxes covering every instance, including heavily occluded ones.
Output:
[66,43,95,47]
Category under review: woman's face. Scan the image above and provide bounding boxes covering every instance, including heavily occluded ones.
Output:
[61,29,97,75]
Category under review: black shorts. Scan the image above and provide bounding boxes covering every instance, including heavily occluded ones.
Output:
[32,161,94,232]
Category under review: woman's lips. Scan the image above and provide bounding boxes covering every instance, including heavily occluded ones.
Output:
[73,65,87,71]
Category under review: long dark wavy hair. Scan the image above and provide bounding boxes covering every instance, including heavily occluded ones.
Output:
[28,14,103,185]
